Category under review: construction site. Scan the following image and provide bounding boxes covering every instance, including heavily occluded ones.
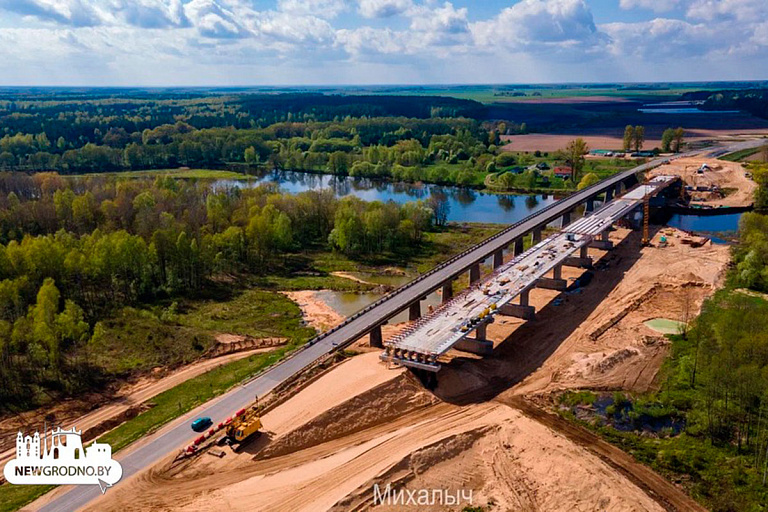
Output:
[29,149,751,512]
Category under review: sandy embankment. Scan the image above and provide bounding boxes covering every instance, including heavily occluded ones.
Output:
[649,156,756,207]
[80,226,728,512]
[435,226,728,400]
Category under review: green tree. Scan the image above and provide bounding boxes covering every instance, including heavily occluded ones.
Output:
[634,125,645,152]
[577,173,600,190]
[672,127,685,153]
[623,125,634,152]
[661,128,675,152]
[31,278,61,369]
[563,138,589,182]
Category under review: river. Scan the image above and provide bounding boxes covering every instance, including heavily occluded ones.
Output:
[217,169,561,224]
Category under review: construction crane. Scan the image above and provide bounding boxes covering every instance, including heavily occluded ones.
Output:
[221,397,263,451]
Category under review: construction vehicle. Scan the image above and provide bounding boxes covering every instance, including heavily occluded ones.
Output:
[221,399,263,450]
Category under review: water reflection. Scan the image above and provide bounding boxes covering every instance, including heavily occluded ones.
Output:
[217,169,560,224]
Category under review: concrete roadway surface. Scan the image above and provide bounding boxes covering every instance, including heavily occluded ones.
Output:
[36,139,764,512]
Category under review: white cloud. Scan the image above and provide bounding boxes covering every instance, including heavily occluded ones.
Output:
[473,0,607,51]
[619,0,681,13]
[409,2,469,36]
[0,0,765,85]
[184,0,248,39]
[0,0,107,26]
[685,0,768,22]
[357,0,411,19]
[276,0,346,19]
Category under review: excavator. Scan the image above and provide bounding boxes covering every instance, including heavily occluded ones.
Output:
[220,399,263,451]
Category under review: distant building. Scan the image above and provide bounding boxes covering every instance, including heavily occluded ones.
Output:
[535,162,550,170]
[553,166,573,179]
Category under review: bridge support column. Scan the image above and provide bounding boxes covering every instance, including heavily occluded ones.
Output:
[564,246,592,268]
[369,325,383,348]
[469,263,481,284]
[562,211,571,228]
[493,249,504,269]
[605,187,614,201]
[441,281,453,303]
[553,264,562,280]
[499,290,535,320]
[586,198,595,214]
[532,228,542,245]
[475,323,487,341]
[408,302,421,322]
[514,238,525,256]
[454,337,493,356]
[590,229,614,250]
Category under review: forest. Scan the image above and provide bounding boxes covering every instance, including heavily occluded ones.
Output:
[0,91,555,189]
[0,172,442,409]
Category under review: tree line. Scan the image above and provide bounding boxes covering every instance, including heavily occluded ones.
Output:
[0,173,440,408]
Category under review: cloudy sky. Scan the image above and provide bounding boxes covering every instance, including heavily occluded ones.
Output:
[0,0,766,86]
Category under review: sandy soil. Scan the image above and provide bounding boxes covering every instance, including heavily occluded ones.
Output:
[0,348,270,472]
[282,290,345,333]
[649,156,757,207]
[284,289,408,350]
[64,225,729,512]
[500,128,768,152]
[435,226,728,401]
[89,372,668,512]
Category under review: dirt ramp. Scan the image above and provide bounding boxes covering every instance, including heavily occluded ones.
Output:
[258,372,439,460]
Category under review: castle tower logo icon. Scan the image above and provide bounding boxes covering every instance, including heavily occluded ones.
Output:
[3,426,122,493]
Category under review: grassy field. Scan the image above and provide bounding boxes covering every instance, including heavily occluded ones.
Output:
[720,146,766,162]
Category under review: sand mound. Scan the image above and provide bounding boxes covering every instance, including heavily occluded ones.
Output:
[258,373,439,460]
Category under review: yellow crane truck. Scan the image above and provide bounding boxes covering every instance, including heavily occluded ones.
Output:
[221,399,263,450]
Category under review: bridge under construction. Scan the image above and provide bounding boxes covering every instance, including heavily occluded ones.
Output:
[381,175,680,372]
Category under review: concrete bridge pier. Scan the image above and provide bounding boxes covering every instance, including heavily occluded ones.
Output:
[532,228,542,245]
[493,249,504,269]
[564,245,592,268]
[590,229,614,250]
[562,211,572,228]
[369,324,383,348]
[586,198,595,214]
[537,264,568,290]
[469,263,481,284]
[605,187,614,201]
[409,302,421,321]
[498,288,535,320]
[455,322,493,355]
[441,281,454,303]
[514,238,525,256]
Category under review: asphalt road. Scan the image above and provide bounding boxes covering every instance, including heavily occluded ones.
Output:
[37,140,763,512]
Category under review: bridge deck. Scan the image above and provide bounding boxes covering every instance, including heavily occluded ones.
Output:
[381,175,679,371]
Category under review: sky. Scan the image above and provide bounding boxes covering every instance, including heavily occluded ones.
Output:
[0,0,766,86]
